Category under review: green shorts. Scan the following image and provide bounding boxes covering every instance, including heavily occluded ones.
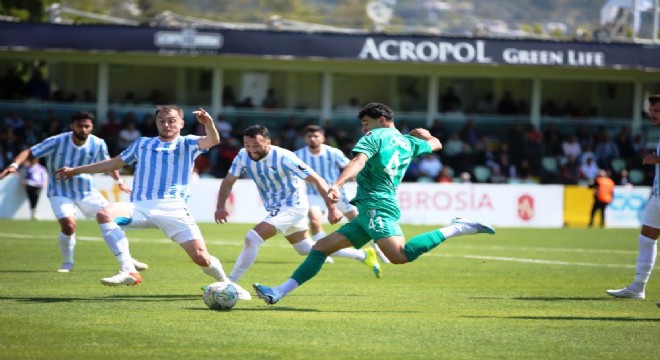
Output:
[337,199,403,249]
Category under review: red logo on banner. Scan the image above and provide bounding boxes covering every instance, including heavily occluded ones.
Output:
[517,194,534,221]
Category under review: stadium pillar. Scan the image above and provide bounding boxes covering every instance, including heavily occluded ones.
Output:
[655,0,659,42]
[321,71,333,121]
[426,74,438,127]
[632,78,644,134]
[530,78,541,129]
[211,67,222,116]
[96,63,108,124]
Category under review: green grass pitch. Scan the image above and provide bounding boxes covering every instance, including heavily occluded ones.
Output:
[0,219,658,359]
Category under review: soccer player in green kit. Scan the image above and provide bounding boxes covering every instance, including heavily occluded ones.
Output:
[253,103,495,305]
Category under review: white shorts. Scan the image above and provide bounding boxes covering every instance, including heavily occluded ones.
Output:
[308,194,356,215]
[263,206,308,236]
[49,191,109,219]
[642,196,660,229]
[117,198,202,244]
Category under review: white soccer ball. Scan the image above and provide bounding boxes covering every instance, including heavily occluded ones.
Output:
[202,281,239,310]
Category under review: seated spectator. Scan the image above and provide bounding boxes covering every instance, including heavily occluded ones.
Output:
[560,154,581,185]
[418,153,443,180]
[118,121,141,151]
[25,70,50,101]
[436,167,454,183]
[475,92,496,114]
[497,90,517,115]
[261,88,278,109]
[214,114,232,140]
[139,114,159,137]
[429,119,448,143]
[443,132,463,159]
[497,152,517,179]
[489,165,508,184]
[593,134,620,170]
[459,119,479,147]
[458,172,472,183]
[580,157,600,182]
[4,110,24,130]
[222,85,236,107]
[440,86,461,113]
[562,135,582,159]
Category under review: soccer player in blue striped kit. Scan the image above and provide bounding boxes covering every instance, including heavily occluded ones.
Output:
[0,111,146,273]
[606,94,660,308]
[55,105,250,298]
[214,125,381,292]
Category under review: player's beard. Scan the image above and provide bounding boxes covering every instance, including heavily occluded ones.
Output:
[72,131,89,142]
[308,143,320,151]
[248,150,267,161]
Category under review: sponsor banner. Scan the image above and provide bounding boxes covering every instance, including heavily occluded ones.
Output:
[563,185,593,227]
[606,186,650,228]
[1,22,659,70]
[1,177,562,227]
[395,183,563,227]
[564,185,650,228]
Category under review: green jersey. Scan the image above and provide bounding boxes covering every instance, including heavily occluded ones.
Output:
[351,127,433,204]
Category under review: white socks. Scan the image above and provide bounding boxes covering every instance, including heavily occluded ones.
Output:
[312,231,326,242]
[631,235,657,292]
[439,222,476,239]
[58,232,75,264]
[99,222,136,273]
[229,230,264,282]
[331,248,365,261]
[276,278,299,296]
[202,255,229,282]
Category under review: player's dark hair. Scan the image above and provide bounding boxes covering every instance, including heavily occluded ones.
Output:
[357,103,394,121]
[244,124,270,139]
[71,111,95,123]
[304,124,324,135]
[155,105,183,119]
[649,95,660,105]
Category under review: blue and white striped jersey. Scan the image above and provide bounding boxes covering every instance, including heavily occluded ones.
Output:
[228,146,313,210]
[654,138,660,197]
[120,135,206,202]
[294,144,349,198]
[30,132,110,200]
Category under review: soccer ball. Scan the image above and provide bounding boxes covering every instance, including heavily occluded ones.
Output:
[202,281,239,310]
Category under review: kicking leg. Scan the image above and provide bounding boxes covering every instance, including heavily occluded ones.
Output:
[254,231,353,304]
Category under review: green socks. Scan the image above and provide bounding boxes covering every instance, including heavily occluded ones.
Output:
[291,249,328,285]
[403,229,446,262]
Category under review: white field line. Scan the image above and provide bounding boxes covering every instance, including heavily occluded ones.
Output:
[0,232,639,269]
[429,253,636,269]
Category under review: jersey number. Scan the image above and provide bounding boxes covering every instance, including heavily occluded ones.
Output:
[383,150,408,182]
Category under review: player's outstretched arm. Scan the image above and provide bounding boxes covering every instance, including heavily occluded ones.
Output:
[0,148,32,180]
[215,173,238,224]
[409,128,442,152]
[54,156,126,180]
[306,172,343,224]
[193,108,221,150]
[331,153,368,193]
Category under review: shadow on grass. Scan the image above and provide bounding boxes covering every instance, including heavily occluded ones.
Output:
[468,296,608,301]
[185,306,321,312]
[463,315,660,322]
[0,294,199,303]
[0,270,65,273]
